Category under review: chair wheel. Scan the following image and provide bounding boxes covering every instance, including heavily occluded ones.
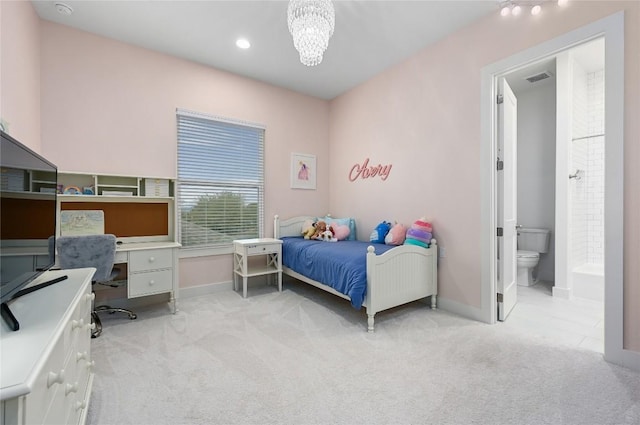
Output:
[129,314,137,320]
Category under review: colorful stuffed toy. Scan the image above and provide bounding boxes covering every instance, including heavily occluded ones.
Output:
[370,221,392,244]
[385,222,407,245]
[404,217,433,248]
[311,221,335,241]
[317,229,337,242]
[301,219,316,239]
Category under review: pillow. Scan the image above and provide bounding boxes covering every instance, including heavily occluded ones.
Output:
[385,222,407,246]
[332,224,351,241]
[318,216,357,241]
[369,221,392,244]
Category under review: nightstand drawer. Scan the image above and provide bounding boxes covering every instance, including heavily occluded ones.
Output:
[246,243,281,255]
[129,269,173,297]
[129,249,173,272]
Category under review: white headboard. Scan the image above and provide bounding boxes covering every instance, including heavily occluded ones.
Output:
[273,215,315,239]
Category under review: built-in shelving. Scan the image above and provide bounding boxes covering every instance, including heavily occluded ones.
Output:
[2,169,175,199]
[58,172,174,198]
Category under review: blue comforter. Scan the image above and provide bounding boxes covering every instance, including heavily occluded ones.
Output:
[281,237,394,309]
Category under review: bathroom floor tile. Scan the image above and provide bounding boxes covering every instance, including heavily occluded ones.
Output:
[501,281,604,353]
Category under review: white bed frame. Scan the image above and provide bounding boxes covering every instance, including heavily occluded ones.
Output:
[274,215,438,332]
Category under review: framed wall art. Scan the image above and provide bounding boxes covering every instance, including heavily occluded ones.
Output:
[290,153,316,190]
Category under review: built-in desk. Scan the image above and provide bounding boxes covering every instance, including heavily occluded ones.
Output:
[114,241,181,313]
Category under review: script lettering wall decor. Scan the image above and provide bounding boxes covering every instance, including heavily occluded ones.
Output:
[348,158,393,182]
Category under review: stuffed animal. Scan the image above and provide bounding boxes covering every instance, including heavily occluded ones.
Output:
[317,229,337,242]
[311,221,335,240]
[302,219,316,239]
[404,217,433,248]
[370,221,392,244]
[385,222,407,245]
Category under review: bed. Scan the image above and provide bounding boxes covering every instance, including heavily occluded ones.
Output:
[274,215,438,332]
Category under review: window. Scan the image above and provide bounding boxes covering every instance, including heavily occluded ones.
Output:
[177,109,264,251]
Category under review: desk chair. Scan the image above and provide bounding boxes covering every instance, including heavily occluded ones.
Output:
[56,234,137,338]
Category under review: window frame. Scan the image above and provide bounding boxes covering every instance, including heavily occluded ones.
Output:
[176,109,265,257]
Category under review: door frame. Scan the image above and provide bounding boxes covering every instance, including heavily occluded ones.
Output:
[480,12,632,369]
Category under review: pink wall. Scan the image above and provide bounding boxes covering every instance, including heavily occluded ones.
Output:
[2,1,637,351]
[329,2,639,350]
[0,1,41,150]
[38,22,330,289]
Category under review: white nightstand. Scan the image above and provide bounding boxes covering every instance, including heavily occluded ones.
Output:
[233,238,283,298]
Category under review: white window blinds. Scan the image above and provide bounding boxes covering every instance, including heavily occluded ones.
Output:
[177,110,265,249]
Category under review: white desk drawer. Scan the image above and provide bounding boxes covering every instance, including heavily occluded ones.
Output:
[246,243,280,255]
[129,269,173,297]
[114,251,128,263]
[129,249,173,272]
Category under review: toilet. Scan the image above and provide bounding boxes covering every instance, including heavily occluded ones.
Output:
[516,227,550,286]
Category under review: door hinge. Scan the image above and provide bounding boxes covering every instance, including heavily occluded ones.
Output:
[497,159,504,171]
[497,293,503,302]
[497,94,504,104]
[497,227,503,237]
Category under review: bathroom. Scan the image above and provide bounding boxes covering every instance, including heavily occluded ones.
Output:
[505,38,605,350]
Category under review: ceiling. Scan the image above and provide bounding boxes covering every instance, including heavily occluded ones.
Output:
[31,0,499,100]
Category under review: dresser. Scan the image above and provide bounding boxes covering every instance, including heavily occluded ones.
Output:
[0,268,95,425]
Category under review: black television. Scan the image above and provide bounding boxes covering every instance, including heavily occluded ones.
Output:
[1,130,61,331]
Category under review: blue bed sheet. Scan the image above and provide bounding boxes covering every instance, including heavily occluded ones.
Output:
[281,237,394,309]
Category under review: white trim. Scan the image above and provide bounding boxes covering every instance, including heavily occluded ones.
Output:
[436,297,486,323]
[175,108,266,130]
[481,12,631,369]
[178,281,233,298]
[179,245,233,258]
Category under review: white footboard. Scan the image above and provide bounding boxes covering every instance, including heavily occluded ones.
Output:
[364,241,438,332]
[274,215,438,332]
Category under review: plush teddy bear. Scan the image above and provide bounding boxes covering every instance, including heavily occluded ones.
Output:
[301,219,316,239]
[311,220,328,240]
[311,221,336,241]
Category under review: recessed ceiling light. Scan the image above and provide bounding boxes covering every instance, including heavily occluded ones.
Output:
[236,38,251,49]
[54,2,74,16]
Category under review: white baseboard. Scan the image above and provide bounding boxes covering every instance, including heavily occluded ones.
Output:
[552,286,572,299]
[605,347,640,373]
[179,281,233,299]
[436,296,486,323]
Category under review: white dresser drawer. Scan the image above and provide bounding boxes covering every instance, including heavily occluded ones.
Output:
[129,269,173,297]
[129,249,173,272]
[24,337,65,425]
[246,243,281,255]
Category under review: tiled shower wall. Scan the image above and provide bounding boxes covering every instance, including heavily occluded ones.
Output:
[571,63,605,267]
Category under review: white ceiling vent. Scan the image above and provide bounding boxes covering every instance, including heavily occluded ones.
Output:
[525,71,553,84]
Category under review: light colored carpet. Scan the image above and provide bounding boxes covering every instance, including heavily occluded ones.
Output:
[87,280,640,425]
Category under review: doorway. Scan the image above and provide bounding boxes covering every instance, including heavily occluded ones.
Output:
[498,38,605,352]
[480,12,625,366]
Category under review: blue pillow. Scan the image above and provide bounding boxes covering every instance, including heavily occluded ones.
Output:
[318,216,357,241]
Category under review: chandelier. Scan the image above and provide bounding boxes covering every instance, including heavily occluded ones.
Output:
[287,0,335,67]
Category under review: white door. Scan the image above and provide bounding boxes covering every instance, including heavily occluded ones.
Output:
[497,77,518,321]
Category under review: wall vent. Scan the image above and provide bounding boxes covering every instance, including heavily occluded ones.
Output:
[525,71,553,83]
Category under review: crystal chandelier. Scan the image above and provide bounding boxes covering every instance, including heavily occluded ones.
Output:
[287,0,335,67]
